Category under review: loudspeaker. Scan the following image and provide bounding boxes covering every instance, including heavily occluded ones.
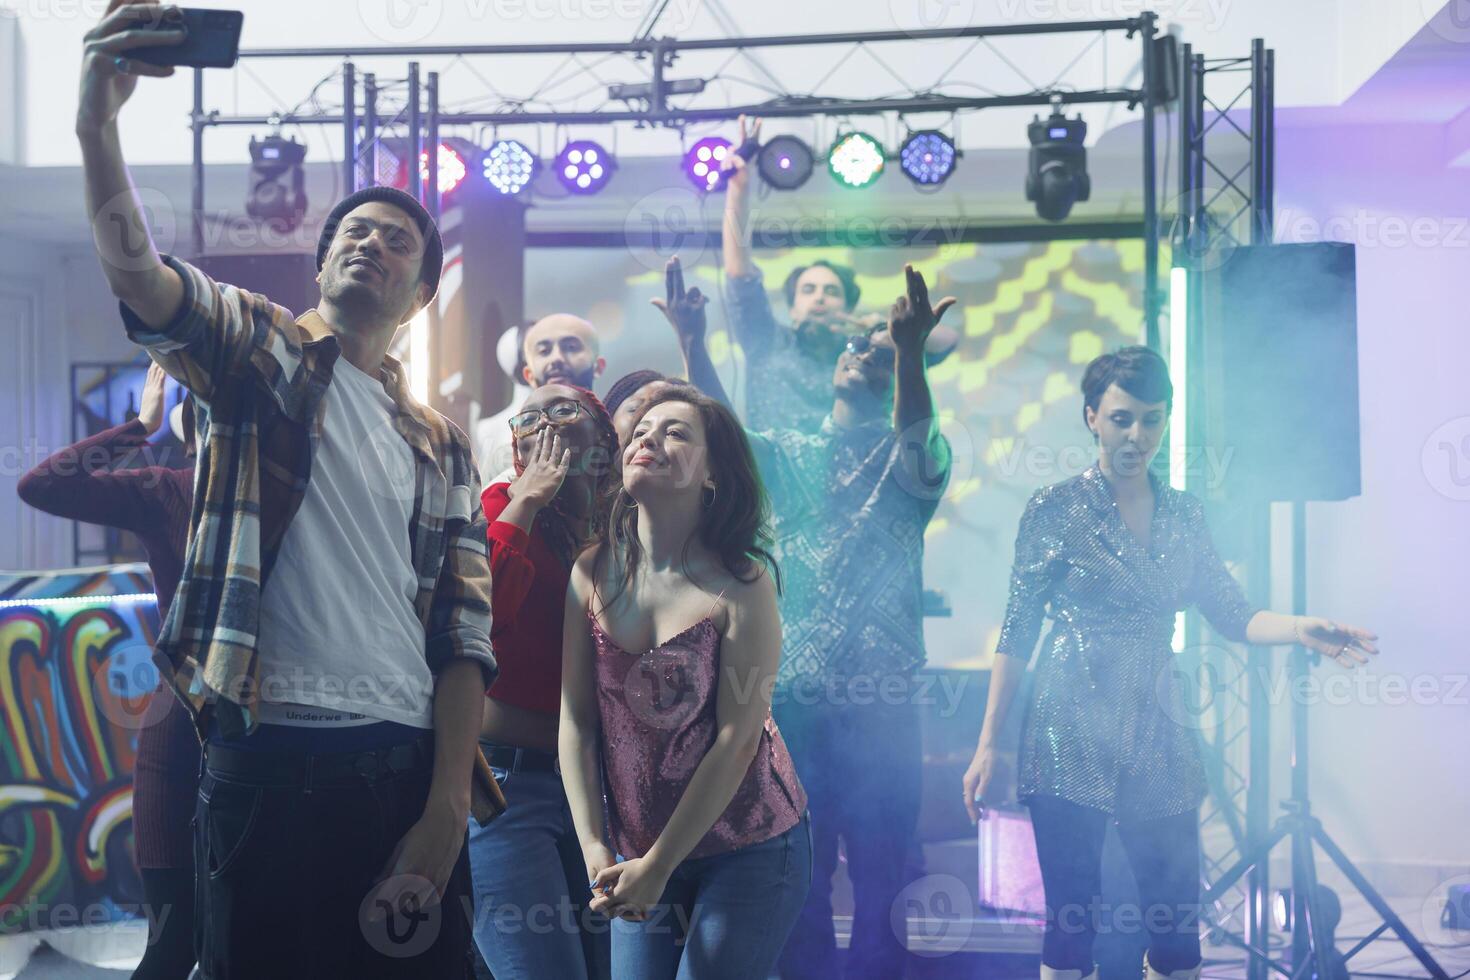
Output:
[1151,33,1180,105]
[1202,242,1361,503]
[193,252,320,318]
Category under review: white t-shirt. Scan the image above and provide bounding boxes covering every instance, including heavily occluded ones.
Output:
[474,386,529,490]
[255,355,433,728]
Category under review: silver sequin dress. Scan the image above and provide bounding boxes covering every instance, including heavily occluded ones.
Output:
[995,465,1259,821]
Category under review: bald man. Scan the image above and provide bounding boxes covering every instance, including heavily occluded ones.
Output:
[476,313,606,485]
[521,313,605,390]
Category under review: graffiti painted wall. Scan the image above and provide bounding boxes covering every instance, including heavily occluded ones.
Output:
[0,564,159,934]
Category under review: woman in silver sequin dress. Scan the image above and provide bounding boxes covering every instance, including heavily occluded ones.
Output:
[961,347,1378,980]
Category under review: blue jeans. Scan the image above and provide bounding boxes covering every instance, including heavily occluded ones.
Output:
[610,815,812,980]
[465,758,610,979]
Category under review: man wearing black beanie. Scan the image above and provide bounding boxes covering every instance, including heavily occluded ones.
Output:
[77,6,494,975]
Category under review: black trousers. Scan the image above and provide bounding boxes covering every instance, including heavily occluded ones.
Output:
[193,737,474,979]
[1028,795,1202,974]
[774,690,922,980]
[131,867,196,980]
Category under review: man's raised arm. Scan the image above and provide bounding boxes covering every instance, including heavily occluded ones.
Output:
[76,1,186,328]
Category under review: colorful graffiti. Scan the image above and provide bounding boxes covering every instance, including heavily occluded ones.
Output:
[0,564,159,933]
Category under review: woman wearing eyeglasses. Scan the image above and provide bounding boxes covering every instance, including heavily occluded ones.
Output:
[466,383,620,980]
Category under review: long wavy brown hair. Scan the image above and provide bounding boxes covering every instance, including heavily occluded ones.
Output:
[593,386,781,611]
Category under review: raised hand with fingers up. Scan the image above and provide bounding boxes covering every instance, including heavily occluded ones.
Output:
[651,255,709,351]
[720,115,762,192]
[888,264,957,356]
[136,361,170,435]
[510,427,572,511]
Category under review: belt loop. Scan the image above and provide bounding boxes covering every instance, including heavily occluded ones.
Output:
[512,747,524,774]
[303,754,314,796]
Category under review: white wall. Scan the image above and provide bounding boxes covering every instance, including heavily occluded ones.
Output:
[1270,117,1470,873]
[0,11,23,164]
[0,235,142,572]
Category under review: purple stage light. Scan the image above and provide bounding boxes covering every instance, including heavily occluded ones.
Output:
[555,140,615,194]
[684,136,733,192]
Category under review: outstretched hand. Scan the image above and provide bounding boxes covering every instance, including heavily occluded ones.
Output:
[650,256,709,349]
[1296,617,1379,668]
[888,264,957,356]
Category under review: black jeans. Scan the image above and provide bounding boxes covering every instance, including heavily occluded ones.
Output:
[1028,795,1202,974]
[193,737,474,979]
[774,690,922,980]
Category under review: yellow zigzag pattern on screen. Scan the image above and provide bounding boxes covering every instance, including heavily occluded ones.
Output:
[941,291,1056,394]
[926,242,1074,394]
[962,241,1080,338]
[1059,269,1145,338]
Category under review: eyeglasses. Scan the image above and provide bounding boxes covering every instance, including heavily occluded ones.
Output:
[508,400,585,436]
[844,334,896,370]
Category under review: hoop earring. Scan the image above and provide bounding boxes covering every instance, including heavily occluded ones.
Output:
[702,483,717,508]
[620,486,639,509]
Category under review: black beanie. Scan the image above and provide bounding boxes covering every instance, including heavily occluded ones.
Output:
[316,186,444,300]
[603,369,667,416]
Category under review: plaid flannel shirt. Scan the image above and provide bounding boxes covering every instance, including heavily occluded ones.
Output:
[122,255,496,739]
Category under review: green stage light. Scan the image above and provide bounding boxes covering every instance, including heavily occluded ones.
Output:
[828,132,885,189]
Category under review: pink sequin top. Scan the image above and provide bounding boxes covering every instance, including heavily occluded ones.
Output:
[589,612,807,860]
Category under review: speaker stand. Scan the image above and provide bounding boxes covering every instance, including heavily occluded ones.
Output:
[1202,504,1448,980]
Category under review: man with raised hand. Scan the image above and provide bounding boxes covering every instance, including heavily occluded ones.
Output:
[77,3,494,975]
[721,116,960,435]
[721,115,867,434]
[659,256,957,978]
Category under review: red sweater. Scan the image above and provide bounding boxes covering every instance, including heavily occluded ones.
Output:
[18,419,193,612]
[481,482,570,717]
[17,418,198,870]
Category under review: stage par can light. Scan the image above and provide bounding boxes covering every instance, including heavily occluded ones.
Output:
[1271,889,1292,932]
[420,142,468,196]
[482,139,536,195]
[555,140,615,194]
[757,135,814,191]
[899,130,956,186]
[828,132,886,189]
[685,136,733,192]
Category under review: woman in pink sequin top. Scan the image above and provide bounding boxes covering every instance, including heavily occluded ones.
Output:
[560,385,811,980]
